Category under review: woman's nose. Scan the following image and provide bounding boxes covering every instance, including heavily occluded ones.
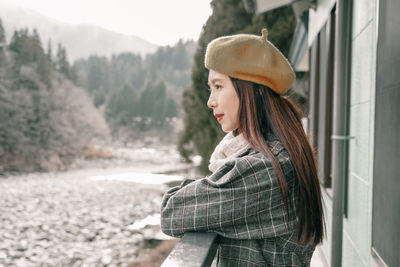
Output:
[207,94,216,109]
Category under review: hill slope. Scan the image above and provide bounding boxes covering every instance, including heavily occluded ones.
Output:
[0,3,158,62]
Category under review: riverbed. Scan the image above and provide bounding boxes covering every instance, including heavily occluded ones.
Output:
[0,145,195,267]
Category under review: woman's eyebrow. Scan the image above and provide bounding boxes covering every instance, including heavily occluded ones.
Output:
[208,78,223,86]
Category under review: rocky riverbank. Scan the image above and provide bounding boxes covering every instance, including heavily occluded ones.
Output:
[0,145,196,267]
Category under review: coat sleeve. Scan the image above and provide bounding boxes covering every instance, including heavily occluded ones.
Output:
[160,154,293,239]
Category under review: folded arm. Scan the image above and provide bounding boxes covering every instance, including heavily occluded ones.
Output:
[160,154,291,239]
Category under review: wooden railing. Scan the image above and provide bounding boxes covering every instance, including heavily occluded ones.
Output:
[161,233,219,267]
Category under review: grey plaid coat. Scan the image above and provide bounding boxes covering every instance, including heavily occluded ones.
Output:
[161,137,315,266]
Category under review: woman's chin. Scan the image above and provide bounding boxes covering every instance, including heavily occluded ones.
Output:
[221,125,235,133]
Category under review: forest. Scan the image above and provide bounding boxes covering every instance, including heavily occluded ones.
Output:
[0,18,195,173]
[73,39,195,135]
[0,0,298,174]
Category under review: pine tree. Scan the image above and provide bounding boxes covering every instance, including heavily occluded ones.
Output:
[105,84,137,126]
[166,98,178,118]
[9,28,46,63]
[172,40,190,70]
[46,39,52,62]
[0,18,5,48]
[32,29,41,47]
[56,43,71,79]
[87,56,103,94]
[37,52,53,88]
[0,18,6,62]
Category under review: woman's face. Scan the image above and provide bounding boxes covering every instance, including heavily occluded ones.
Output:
[207,69,240,133]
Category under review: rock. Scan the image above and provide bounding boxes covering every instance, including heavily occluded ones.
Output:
[16,239,28,251]
[8,250,23,259]
[0,250,7,259]
[14,258,30,267]
[0,155,175,266]
[101,254,113,265]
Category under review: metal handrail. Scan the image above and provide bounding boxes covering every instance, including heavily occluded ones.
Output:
[161,233,219,267]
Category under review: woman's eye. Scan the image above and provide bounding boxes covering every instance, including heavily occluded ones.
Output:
[207,84,222,92]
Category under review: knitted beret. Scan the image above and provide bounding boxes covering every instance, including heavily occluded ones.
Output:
[204,29,295,95]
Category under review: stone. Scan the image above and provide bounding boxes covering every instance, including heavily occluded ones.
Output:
[0,250,7,259]
[101,254,113,265]
[0,150,177,266]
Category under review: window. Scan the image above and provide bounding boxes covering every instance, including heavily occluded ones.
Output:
[308,7,336,189]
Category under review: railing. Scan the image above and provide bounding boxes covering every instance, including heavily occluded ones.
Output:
[161,233,219,267]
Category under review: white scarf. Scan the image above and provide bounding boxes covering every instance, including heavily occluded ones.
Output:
[208,131,251,173]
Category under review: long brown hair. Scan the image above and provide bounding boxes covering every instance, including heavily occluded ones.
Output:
[231,77,324,246]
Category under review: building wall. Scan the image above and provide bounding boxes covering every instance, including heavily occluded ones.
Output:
[314,0,379,266]
[342,0,377,266]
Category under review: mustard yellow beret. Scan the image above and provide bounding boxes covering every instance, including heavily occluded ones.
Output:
[204,29,295,95]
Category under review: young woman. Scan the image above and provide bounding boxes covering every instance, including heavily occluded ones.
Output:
[161,29,324,266]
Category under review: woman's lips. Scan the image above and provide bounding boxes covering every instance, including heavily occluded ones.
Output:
[215,114,224,123]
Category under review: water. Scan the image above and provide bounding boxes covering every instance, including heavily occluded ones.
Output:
[89,171,183,184]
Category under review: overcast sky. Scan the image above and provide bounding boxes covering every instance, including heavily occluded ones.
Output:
[0,0,213,46]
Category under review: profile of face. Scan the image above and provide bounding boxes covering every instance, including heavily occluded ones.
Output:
[207,69,240,133]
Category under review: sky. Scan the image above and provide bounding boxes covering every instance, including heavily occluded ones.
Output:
[0,0,213,46]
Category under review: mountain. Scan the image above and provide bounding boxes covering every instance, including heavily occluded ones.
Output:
[0,3,159,62]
